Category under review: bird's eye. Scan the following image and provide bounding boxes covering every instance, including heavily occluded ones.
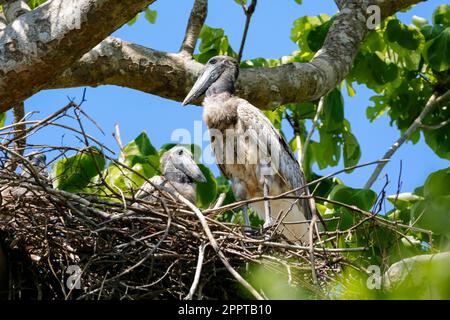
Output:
[209,58,217,65]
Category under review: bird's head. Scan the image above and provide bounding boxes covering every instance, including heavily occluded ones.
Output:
[161,146,207,183]
[182,55,239,106]
[27,153,46,167]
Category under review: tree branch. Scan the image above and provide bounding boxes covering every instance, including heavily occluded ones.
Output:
[3,1,31,170]
[421,117,450,130]
[364,89,450,189]
[302,96,325,166]
[0,0,423,113]
[0,0,156,112]
[179,0,208,56]
[237,0,257,63]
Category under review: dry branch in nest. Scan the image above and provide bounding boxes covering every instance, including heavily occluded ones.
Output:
[0,170,344,300]
[0,101,385,300]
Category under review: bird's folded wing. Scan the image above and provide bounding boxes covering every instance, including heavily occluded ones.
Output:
[135,175,165,199]
[236,99,310,214]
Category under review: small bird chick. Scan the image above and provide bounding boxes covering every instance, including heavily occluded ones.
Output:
[135,146,206,204]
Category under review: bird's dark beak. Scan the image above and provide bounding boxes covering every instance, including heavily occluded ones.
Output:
[182,64,222,106]
[178,155,207,183]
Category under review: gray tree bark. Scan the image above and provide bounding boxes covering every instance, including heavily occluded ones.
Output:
[0,0,154,112]
[0,0,424,112]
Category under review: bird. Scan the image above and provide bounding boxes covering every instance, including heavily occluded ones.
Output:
[0,152,50,202]
[20,153,49,181]
[182,55,312,243]
[135,146,207,204]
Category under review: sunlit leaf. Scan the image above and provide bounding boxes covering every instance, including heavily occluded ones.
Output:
[53,147,105,192]
[196,164,218,208]
[423,27,450,71]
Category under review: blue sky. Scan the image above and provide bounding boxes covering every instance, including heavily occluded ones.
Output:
[8,0,448,208]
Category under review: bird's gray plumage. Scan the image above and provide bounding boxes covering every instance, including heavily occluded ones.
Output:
[1,152,50,202]
[135,146,206,204]
[183,55,311,242]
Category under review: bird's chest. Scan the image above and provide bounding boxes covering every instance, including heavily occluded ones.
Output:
[208,123,265,196]
[203,97,238,130]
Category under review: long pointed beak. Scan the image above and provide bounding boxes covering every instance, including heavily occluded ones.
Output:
[182,65,221,106]
[179,156,207,183]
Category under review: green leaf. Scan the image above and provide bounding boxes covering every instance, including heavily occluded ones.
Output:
[104,155,160,195]
[386,19,424,50]
[424,167,450,197]
[127,14,139,26]
[313,128,341,169]
[52,147,105,192]
[287,102,316,119]
[27,0,47,9]
[0,112,5,127]
[121,131,158,165]
[412,15,429,28]
[144,8,157,24]
[420,24,445,41]
[328,185,377,212]
[345,81,356,97]
[343,132,361,169]
[387,192,424,211]
[423,27,450,72]
[386,19,402,43]
[433,4,450,27]
[195,25,236,63]
[323,89,344,133]
[307,16,335,52]
[368,53,398,85]
[291,14,330,54]
[262,108,283,130]
[195,164,218,208]
[411,196,450,236]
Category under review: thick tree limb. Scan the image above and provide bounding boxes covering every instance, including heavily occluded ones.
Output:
[1,0,423,112]
[179,0,208,56]
[0,0,155,112]
[49,0,422,110]
[364,89,450,189]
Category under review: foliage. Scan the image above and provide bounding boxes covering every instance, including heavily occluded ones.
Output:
[0,112,5,127]
[13,1,450,300]
[195,25,237,63]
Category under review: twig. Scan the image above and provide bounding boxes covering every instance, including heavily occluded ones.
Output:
[302,96,325,165]
[420,117,450,130]
[237,0,257,63]
[113,123,124,152]
[364,90,450,189]
[212,192,226,209]
[204,160,388,215]
[9,102,26,171]
[308,212,319,286]
[172,190,264,300]
[185,242,207,300]
[180,0,208,56]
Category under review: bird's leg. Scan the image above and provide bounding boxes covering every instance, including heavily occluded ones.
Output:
[262,177,273,230]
